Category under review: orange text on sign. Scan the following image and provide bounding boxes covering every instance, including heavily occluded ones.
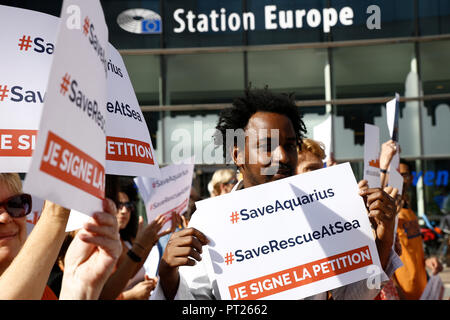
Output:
[229,246,373,300]
[39,131,105,199]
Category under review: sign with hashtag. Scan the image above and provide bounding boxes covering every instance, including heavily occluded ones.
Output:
[0,5,58,172]
[133,158,194,231]
[105,43,160,178]
[363,124,381,188]
[190,163,387,300]
[23,0,109,227]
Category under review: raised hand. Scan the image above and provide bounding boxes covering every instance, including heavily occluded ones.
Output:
[59,199,122,300]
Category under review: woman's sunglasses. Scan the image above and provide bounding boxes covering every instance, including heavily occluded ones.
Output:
[0,193,32,218]
[116,201,134,210]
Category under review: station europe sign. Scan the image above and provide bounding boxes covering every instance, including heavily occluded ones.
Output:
[118,4,383,35]
[173,5,354,34]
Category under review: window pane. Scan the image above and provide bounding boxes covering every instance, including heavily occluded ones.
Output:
[419,40,450,156]
[418,0,450,36]
[418,159,450,219]
[162,110,222,164]
[333,43,414,98]
[142,111,162,164]
[122,54,160,105]
[301,107,328,141]
[420,40,450,95]
[332,43,421,158]
[247,48,326,100]
[166,53,244,104]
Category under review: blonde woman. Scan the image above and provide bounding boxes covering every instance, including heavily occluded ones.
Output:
[208,169,237,197]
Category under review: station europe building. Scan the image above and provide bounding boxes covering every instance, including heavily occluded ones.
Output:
[9,0,450,222]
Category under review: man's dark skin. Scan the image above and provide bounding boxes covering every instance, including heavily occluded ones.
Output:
[158,111,397,300]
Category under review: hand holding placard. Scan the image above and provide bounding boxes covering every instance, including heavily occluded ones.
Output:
[158,228,209,300]
[188,163,387,300]
[359,186,398,270]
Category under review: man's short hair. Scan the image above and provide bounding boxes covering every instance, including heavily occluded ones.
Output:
[299,138,326,160]
[215,86,307,161]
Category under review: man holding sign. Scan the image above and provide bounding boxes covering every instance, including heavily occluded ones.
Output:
[152,88,401,300]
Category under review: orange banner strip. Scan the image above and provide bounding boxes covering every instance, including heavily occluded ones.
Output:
[40,131,105,199]
[228,245,373,300]
[106,136,154,164]
[0,129,37,157]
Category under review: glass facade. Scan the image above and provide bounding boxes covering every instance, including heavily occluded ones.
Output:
[5,0,450,218]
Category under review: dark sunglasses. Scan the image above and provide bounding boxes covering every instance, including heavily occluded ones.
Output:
[116,201,134,210]
[225,179,238,185]
[0,193,32,218]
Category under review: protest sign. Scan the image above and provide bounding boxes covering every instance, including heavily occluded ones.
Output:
[25,195,45,235]
[386,93,400,142]
[23,0,109,219]
[105,43,160,178]
[386,144,403,195]
[363,124,381,188]
[143,245,160,278]
[0,5,58,172]
[313,115,332,162]
[420,275,445,300]
[190,163,385,300]
[134,159,194,231]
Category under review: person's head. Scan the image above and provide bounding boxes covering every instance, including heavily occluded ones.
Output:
[209,169,237,197]
[0,173,31,274]
[399,159,413,194]
[115,189,138,242]
[296,138,325,174]
[215,87,307,188]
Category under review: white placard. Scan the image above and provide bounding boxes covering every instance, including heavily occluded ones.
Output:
[25,195,46,235]
[313,115,332,162]
[143,245,161,278]
[363,124,381,188]
[23,0,108,221]
[420,275,445,300]
[387,145,403,196]
[386,93,400,142]
[105,43,160,178]
[0,5,58,172]
[191,163,385,300]
[134,159,194,231]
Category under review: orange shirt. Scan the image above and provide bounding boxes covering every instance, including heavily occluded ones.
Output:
[394,207,427,300]
[41,285,58,300]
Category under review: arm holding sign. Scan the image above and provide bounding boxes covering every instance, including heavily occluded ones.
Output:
[357,179,398,267]
[120,275,158,300]
[330,183,402,300]
[99,214,175,300]
[360,186,398,270]
[155,228,209,300]
[59,199,122,300]
[379,140,397,188]
[0,201,69,300]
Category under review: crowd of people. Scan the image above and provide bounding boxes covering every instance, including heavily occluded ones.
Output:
[0,87,446,300]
